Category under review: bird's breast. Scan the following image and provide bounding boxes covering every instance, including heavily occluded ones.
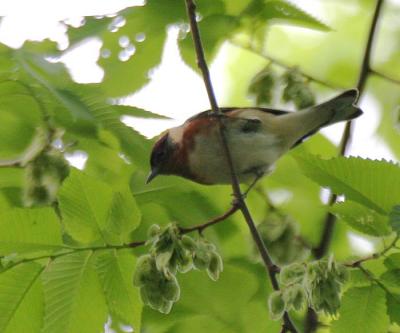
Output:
[185,118,284,184]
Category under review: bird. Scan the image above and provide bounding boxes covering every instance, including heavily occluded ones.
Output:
[147,89,362,185]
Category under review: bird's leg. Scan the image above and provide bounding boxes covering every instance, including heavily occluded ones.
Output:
[242,171,264,198]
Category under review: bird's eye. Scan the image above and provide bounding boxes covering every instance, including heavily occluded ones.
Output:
[156,150,166,159]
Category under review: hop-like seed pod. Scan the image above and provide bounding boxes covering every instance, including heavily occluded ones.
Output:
[161,276,180,302]
[280,263,306,286]
[207,251,223,281]
[268,291,286,320]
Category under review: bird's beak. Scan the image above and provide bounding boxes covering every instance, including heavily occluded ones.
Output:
[146,167,159,184]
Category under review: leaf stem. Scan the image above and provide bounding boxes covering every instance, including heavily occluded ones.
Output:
[184,0,297,331]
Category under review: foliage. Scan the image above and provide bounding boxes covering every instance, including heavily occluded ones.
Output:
[0,0,399,332]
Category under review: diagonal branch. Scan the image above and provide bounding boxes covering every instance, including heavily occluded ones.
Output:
[184,0,298,332]
[306,1,385,331]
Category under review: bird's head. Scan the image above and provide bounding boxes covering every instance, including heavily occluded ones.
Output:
[147,132,178,183]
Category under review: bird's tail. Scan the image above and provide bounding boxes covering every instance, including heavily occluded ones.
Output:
[311,89,362,126]
[277,89,363,148]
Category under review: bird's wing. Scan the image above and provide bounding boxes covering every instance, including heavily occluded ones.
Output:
[186,107,289,123]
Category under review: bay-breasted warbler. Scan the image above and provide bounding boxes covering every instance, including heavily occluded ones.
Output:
[147,89,362,185]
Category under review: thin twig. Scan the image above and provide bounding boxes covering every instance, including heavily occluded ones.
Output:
[306,1,386,331]
[229,40,340,89]
[185,1,298,332]
[0,159,22,167]
[370,69,400,85]
[2,204,240,272]
[345,235,399,268]
[180,204,240,234]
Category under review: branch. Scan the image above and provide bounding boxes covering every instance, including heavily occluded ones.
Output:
[0,159,22,168]
[180,203,240,234]
[306,1,385,331]
[2,204,240,272]
[345,235,399,268]
[185,1,298,332]
[229,40,340,89]
[370,69,400,85]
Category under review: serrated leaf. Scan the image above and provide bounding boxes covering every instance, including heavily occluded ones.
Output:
[0,263,43,333]
[0,208,64,256]
[294,155,400,215]
[332,286,389,333]
[389,205,400,234]
[58,169,114,244]
[105,188,141,244]
[113,105,171,119]
[41,251,108,333]
[242,0,330,31]
[331,201,391,236]
[95,250,142,331]
[67,1,186,96]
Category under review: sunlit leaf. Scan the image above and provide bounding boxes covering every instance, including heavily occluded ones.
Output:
[0,208,64,256]
[0,263,44,333]
[95,250,142,331]
[41,251,108,333]
[332,286,389,333]
[295,155,400,215]
[331,200,391,236]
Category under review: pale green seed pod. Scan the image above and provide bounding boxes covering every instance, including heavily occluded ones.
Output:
[177,253,193,273]
[280,263,306,286]
[181,235,197,252]
[133,254,155,287]
[268,291,286,320]
[158,300,173,314]
[193,248,211,270]
[284,284,306,311]
[148,224,161,238]
[207,251,223,281]
[161,276,180,302]
[155,250,173,272]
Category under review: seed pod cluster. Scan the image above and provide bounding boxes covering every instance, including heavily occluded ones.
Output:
[282,68,315,110]
[268,258,349,320]
[305,257,349,315]
[23,149,69,207]
[134,223,223,313]
[248,66,276,105]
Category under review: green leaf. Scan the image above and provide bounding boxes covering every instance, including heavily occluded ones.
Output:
[242,0,331,31]
[389,205,400,234]
[386,292,400,325]
[105,188,141,244]
[332,286,389,333]
[113,105,171,119]
[58,169,114,244]
[294,155,400,214]
[41,251,108,333]
[0,208,64,256]
[384,253,400,270]
[95,250,142,331]
[179,14,239,70]
[69,1,187,96]
[330,201,391,236]
[0,263,44,333]
[381,269,400,294]
[59,170,140,245]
